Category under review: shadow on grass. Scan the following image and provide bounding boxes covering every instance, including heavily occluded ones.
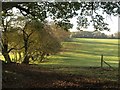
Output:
[69,38,118,46]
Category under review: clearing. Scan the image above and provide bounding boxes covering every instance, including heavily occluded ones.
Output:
[2,38,119,89]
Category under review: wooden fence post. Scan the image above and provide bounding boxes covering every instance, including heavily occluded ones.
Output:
[101,54,103,68]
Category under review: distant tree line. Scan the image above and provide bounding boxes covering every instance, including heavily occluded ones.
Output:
[114,32,120,39]
[71,31,120,39]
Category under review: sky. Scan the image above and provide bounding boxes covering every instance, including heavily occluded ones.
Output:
[12,7,119,35]
[69,13,118,35]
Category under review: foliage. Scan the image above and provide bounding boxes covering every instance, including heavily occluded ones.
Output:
[71,31,107,38]
[114,32,120,39]
[1,15,67,63]
[49,22,71,41]
[2,2,120,31]
[28,23,62,62]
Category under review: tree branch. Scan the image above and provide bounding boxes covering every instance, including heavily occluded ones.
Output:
[7,45,25,53]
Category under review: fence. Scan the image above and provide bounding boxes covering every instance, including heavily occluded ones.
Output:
[100,54,114,70]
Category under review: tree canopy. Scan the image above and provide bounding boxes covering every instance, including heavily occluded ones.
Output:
[2,1,120,31]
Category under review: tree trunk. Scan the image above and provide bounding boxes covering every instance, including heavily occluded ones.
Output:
[118,59,120,85]
[22,55,29,64]
[18,52,22,63]
[1,17,12,64]
[2,53,11,63]
[22,29,29,64]
[22,45,29,64]
[101,54,103,68]
[2,44,12,63]
[118,42,120,85]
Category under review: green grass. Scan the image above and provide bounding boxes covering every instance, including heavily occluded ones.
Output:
[1,38,119,81]
[1,38,118,67]
[36,38,118,81]
[39,38,118,68]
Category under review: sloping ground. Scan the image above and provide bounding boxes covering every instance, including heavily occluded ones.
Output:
[2,63,120,89]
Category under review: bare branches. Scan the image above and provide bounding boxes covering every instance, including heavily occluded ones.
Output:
[7,45,25,53]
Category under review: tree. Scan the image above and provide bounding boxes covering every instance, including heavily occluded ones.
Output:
[6,18,62,64]
[6,27,24,63]
[16,19,44,64]
[27,23,64,63]
[1,9,65,64]
[1,1,120,83]
[49,22,70,41]
[2,2,120,30]
[1,10,15,63]
[114,32,120,39]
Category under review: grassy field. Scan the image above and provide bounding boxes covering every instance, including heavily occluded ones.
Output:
[2,38,119,88]
[39,38,118,68]
[34,38,118,81]
[0,38,118,67]
[1,38,119,81]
